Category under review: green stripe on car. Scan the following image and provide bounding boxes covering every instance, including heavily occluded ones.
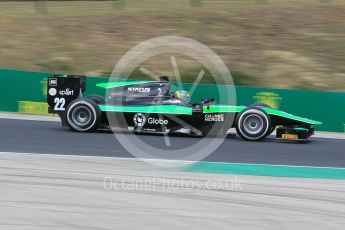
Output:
[96,80,155,89]
[203,105,246,113]
[262,108,322,125]
[98,105,193,115]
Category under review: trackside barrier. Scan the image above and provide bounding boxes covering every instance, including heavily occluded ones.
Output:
[0,68,344,132]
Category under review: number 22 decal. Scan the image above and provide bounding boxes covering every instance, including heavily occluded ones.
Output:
[54,98,66,111]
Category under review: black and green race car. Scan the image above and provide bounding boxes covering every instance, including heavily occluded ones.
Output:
[47,75,322,141]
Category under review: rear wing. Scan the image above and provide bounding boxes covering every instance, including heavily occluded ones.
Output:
[47,75,86,113]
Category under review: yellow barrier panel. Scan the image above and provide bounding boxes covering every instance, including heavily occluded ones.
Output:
[18,101,49,115]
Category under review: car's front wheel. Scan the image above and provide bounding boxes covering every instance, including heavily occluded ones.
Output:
[235,108,272,141]
[65,98,101,132]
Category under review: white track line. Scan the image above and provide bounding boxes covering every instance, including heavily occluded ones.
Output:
[1,151,344,170]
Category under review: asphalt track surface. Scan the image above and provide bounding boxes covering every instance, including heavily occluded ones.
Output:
[1,118,345,168]
[1,118,345,230]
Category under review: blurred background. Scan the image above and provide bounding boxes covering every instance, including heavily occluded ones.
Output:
[0,0,344,90]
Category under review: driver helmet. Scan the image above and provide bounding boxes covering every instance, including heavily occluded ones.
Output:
[173,90,191,104]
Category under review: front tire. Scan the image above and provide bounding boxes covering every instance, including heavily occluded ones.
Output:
[65,98,101,132]
[235,108,272,141]
[250,102,272,108]
[250,103,275,136]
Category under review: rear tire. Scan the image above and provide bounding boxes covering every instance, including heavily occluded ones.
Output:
[235,108,272,141]
[65,98,101,132]
[86,94,105,105]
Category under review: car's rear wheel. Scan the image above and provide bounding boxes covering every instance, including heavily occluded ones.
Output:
[235,108,272,141]
[86,94,105,105]
[66,98,101,132]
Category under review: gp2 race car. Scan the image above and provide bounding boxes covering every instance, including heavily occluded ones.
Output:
[47,75,322,141]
